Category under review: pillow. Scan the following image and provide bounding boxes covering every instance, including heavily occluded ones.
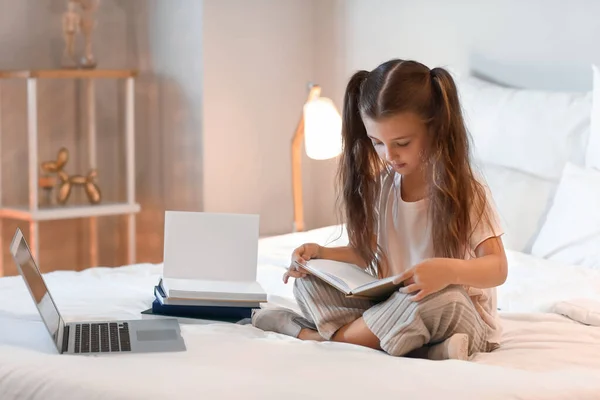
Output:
[497,250,600,313]
[587,64,600,169]
[457,76,592,181]
[531,163,600,269]
[553,299,600,326]
[476,162,556,253]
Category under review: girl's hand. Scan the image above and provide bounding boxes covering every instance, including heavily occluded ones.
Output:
[283,243,321,284]
[392,258,456,301]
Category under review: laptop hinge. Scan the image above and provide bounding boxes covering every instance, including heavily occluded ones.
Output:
[61,324,70,353]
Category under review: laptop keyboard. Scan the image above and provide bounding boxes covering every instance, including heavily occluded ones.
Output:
[72,322,131,353]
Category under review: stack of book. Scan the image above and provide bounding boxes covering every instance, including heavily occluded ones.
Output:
[147,278,267,322]
[142,210,268,323]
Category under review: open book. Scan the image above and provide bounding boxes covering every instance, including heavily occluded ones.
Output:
[296,259,403,300]
[160,211,267,303]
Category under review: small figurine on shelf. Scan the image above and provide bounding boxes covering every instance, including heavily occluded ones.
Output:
[77,0,101,69]
[61,0,81,68]
[41,147,69,173]
[60,169,101,205]
[60,0,101,69]
[40,147,102,205]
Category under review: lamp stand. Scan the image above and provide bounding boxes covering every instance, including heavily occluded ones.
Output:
[291,83,321,232]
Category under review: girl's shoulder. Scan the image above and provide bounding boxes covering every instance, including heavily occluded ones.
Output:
[468,171,505,247]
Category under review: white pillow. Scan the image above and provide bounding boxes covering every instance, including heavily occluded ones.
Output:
[553,299,600,326]
[497,250,600,313]
[531,163,600,269]
[476,162,556,253]
[587,64,600,169]
[458,76,592,181]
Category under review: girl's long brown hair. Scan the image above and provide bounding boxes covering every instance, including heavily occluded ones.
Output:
[337,59,492,274]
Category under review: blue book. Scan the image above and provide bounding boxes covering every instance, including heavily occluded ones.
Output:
[141,302,249,324]
[148,299,254,321]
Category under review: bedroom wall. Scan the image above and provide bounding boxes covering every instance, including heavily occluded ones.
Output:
[0,0,338,275]
[0,0,207,275]
[202,0,312,236]
[0,0,149,275]
[201,0,346,236]
[340,0,600,91]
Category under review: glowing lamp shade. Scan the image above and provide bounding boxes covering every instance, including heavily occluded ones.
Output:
[302,97,342,160]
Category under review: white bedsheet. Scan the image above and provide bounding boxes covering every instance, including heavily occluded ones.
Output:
[1,226,600,399]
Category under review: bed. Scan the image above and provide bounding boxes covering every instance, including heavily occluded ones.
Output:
[1,223,600,400]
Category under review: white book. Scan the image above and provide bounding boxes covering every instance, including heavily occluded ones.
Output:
[161,211,267,302]
[297,259,403,300]
[160,278,267,302]
[154,284,262,308]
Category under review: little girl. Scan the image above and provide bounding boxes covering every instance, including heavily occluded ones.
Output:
[252,59,507,360]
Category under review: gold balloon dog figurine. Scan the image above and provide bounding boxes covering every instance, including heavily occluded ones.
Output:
[61,169,101,205]
[41,147,69,174]
[41,147,102,205]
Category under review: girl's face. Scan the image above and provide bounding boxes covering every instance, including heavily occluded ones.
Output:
[363,112,429,176]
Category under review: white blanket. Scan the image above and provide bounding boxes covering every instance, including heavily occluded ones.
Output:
[1,226,600,399]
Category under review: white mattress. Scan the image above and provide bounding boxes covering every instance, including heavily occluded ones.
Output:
[1,225,600,400]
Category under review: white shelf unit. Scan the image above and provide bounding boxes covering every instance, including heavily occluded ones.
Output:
[0,203,141,222]
[0,69,140,276]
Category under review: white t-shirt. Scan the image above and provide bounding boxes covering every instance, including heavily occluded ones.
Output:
[375,170,504,345]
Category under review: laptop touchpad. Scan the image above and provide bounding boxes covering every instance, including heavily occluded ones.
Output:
[137,329,177,341]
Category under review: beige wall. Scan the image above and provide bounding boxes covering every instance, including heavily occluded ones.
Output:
[0,0,345,275]
[1,0,145,275]
[306,0,348,231]
[0,0,206,275]
[341,0,600,91]
[202,0,344,236]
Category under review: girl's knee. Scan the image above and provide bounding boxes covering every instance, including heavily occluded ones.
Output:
[439,285,470,303]
[292,274,316,292]
[292,275,322,302]
[413,285,470,311]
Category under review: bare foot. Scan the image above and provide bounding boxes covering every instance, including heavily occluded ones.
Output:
[298,328,325,341]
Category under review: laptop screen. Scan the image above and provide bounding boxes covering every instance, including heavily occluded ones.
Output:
[11,230,63,350]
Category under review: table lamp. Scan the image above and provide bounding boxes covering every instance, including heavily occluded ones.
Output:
[291,83,342,232]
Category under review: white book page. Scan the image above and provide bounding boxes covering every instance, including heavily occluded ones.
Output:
[302,259,378,291]
[162,278,266,297]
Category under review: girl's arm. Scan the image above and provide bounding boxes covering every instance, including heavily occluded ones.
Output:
[319,246,368,268]
[318,234,377,268]
[394,236,508,301]
[446,236,508,288]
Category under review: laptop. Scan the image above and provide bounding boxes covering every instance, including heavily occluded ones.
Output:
[9,228,187,355]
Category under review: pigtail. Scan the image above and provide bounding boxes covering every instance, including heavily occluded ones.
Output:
[335,70,382,271]
[429,68,490,258]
